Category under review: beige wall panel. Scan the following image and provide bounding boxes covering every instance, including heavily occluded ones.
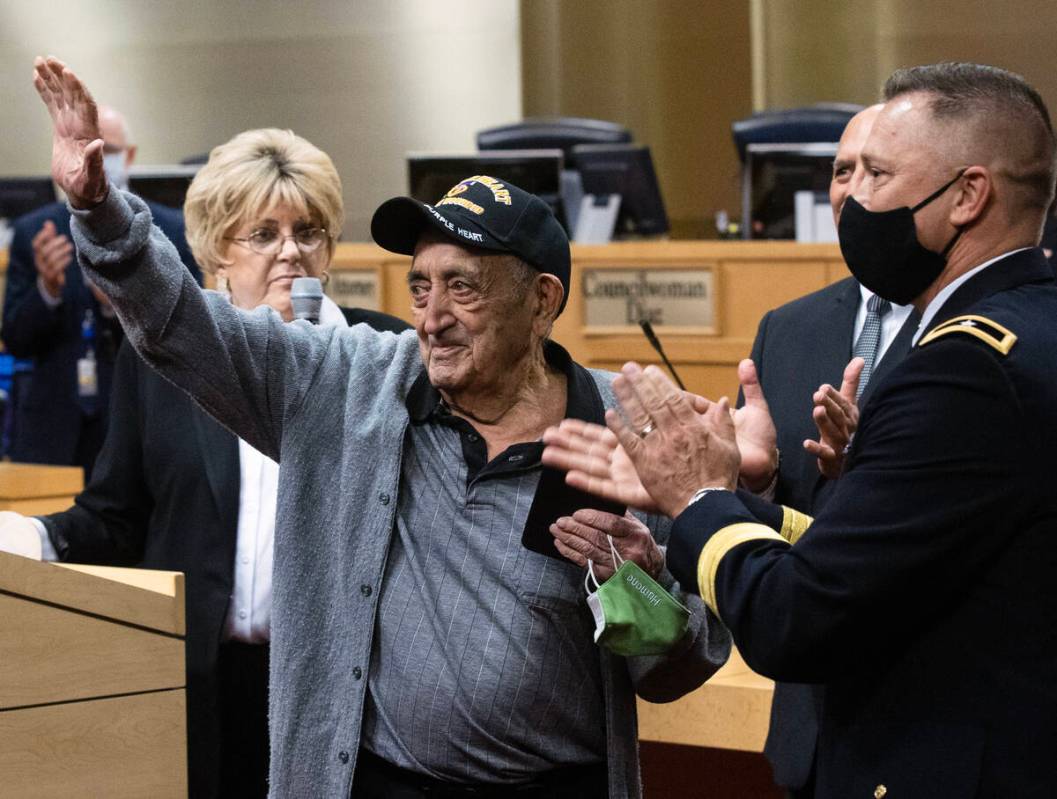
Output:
[0,593,184,708]
[719,259,830,339]
[521,0,753,237]
[0,1,522,240]
[760,0,1057,114]
[0,690,187,799]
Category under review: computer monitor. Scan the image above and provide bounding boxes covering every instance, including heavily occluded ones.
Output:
[128,164,201,210]
[0,177,57,224]
[570,144,669,238]
[741,142,838,239]
[407,150,564,221]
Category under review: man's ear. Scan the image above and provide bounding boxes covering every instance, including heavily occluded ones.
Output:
[533,274,564,332]
[949,166,992,227]
[125,144,138,169]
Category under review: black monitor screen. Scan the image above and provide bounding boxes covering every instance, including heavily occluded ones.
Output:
[128,165,201,210]
[743,143,837,239]
[571,144,669,238]
[407,150,564,220]
[0,177,56,224]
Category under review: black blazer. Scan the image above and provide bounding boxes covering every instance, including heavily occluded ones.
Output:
[2,200,199,474]
[748,277,918,790]
[41,307,410,799]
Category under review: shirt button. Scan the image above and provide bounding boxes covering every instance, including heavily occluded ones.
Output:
[360,584,373,597]
[466,433,479,442]
[238,610,248,620]
[338,750,350,764]
[378,492,390,505]
[508,454,523,462]
[352,666,363,680]
[241,556,250,565]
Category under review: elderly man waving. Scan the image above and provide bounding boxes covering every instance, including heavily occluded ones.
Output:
[28,57,728,799]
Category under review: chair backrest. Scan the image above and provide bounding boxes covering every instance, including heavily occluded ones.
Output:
[731,103,863,162]
[477,117,632,155]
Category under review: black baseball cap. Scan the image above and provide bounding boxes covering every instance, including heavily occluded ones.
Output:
[370,175,571,313]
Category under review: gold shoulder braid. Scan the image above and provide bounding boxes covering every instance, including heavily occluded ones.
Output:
[918,314,1017,355]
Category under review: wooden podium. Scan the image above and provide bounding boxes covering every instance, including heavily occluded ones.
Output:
[0,551,187,798]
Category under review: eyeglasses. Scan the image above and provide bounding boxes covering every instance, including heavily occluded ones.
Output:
[226,227,329,256]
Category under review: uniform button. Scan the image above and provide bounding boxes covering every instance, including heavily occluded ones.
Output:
[378,492,390,505]
[466,433,479,442]
[338,750,350,764]
[360,584,373,597]
[352,666,363,680]
[874,786,887,799]
[238,610,248,620]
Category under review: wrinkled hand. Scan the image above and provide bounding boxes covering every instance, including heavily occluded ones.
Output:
[32,219,72,299]
[607,364,739,517]
[733,359,778,491]
[550,510,662,581]
[32,56,108,209]
[803,357,863,479]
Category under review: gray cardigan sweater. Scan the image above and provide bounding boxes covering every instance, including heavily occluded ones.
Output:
[71,190,731,798]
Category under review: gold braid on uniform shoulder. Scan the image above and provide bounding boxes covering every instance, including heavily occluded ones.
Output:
[780,506,814,545]
[697,523,787,616]
[917,314,1017,355]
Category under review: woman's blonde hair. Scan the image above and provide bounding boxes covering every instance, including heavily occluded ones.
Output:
[184,128,343,273]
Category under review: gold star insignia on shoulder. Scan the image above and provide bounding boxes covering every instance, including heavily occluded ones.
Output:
[918,314,1017,355]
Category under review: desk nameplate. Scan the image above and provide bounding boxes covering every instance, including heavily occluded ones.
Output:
[327,269,380,311]
[581,266,718,335]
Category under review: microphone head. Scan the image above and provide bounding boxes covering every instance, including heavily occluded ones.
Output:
[291,277,324,323]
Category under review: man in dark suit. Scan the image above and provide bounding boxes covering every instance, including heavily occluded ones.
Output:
[564,62,1057,798]
[743,105,919,797]
[1,104,199,478]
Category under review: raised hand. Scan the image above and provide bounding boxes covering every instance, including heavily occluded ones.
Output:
[733,358,778,491]
[32,219,72,299]
[804,357,863,479]
[32,56,108,209]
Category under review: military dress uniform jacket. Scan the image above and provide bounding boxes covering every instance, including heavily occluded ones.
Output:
[668,248,1057,798]
[744,278,917,792]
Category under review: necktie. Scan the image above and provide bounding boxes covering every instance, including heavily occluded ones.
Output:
[852,294,891,400]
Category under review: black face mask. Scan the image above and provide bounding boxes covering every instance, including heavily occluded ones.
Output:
[838,171,965,305]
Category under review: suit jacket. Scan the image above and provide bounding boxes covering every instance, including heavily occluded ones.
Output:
[671,249,1057,798]
[40,306,410,799]
[748,277,918,790]
[1,199,199,475]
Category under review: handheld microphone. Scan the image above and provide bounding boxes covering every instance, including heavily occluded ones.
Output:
[639,319,686,390]
[291,277,324,324]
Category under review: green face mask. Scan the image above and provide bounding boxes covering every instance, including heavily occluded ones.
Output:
[585,537,691,657]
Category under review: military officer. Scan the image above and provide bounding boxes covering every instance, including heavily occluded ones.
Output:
[542,62,1057,798]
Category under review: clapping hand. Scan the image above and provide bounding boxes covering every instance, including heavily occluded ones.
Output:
[544,364,740,519]
[32,219,72,299]
[32,56,108,209]
[804,357,863,479]
[732,359,778,491]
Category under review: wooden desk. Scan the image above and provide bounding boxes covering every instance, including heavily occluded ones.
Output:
[0,462,83,515]
[638,648,774,753]
[4,240,845,402]
[332,239,848,401]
